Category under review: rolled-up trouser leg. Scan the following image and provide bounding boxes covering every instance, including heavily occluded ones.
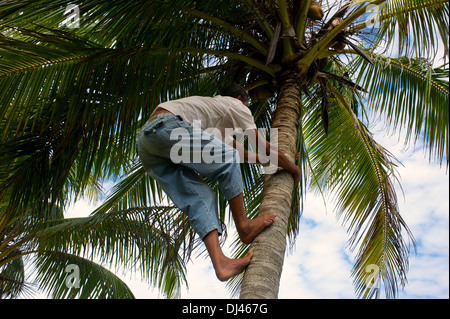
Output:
[136,113,244,239]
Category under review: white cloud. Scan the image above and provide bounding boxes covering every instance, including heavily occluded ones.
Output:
[399,255,449,299]
[278,195,355,299]
[64,199,98,218]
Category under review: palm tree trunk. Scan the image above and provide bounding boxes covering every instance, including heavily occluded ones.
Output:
[240,70,302,299]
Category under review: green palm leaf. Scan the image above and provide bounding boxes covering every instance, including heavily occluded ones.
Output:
[0,253,28,298]
[33,251,135,299]
[304,81,415,298]
[357,0,449,61]
[34,207,189,298]
[353,55,449,165]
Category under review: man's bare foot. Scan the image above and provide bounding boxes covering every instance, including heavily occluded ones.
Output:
[238,213,276,245]
[215,251,254,282]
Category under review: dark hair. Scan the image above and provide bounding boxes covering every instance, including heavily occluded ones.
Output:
[220,84,249,102]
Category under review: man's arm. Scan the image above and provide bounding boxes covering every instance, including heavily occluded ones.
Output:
[231,130,301,185]
[255,129,301,185]
[231,138,265,165]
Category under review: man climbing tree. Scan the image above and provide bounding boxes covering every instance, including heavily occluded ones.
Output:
[136,84,301,281]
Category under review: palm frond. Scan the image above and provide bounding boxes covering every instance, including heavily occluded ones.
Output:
[92,163,164,214]
[32,207,190,298]
[361,0,449,62]
[32,251,135,299]
[0,253,28,298]
[304,82,415,298]
[0,26,226,218]
[1,204,184,298]
[352,54,449,166]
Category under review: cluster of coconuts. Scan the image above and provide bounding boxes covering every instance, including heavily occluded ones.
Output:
[249,1,332,100]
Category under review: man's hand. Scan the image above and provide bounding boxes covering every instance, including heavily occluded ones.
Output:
[288,163,301,186]
[252,129,301,186]
[233,130,302,186]
[291,152,301,185]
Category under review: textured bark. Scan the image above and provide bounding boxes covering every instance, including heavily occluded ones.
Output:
[240,70,302,299]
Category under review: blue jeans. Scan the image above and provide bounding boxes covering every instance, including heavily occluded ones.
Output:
[136,113,243,240]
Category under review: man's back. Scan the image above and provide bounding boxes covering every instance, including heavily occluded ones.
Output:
[155,95,256,139]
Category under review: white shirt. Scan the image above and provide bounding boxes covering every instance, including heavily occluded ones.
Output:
[155,95,257,143]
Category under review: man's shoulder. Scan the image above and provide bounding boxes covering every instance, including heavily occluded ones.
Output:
[177,95,223,105]
[162,95,213,107]
[181,95,239,104]
[213,95,239,103]
[173,95,245,112]
[214,95,249,111]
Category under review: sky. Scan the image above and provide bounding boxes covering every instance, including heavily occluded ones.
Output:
[59,119,449,299]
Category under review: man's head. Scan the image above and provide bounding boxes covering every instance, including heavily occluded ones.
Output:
[220,84,250,106]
